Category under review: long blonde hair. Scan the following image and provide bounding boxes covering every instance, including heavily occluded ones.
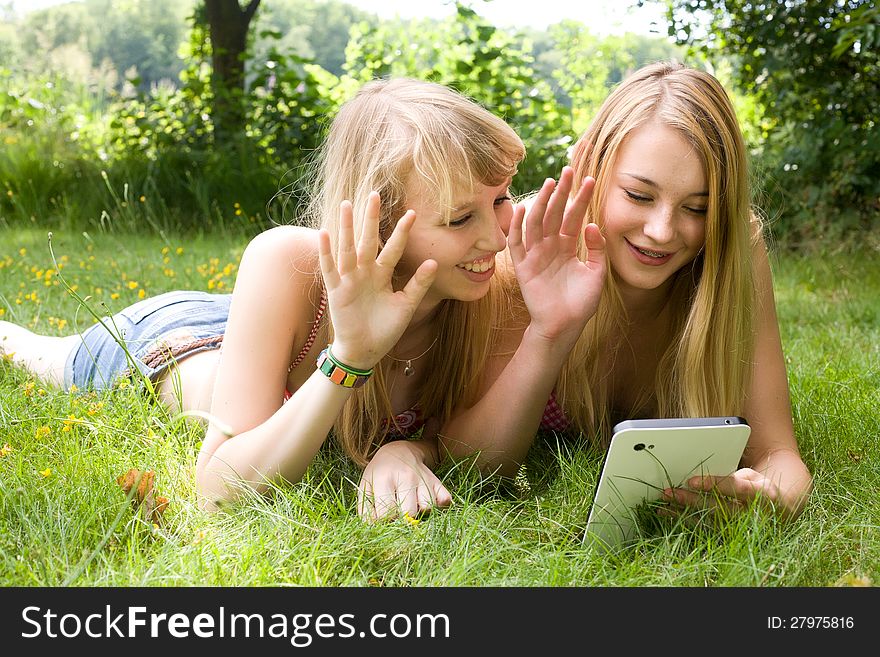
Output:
[559,61,758,444]
[304,77,525,466]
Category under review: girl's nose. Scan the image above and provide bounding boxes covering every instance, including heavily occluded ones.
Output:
[643,207,675,244]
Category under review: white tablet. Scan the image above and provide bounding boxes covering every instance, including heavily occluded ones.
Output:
[584,417,751,549]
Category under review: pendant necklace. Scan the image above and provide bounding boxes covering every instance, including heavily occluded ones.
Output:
[388,337,438,377]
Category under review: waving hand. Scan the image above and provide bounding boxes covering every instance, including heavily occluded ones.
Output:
[508,166,607,347]
[318,192,438,370]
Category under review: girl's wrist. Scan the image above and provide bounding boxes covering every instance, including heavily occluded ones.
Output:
[522,324,582,359]
[323,343,377,372]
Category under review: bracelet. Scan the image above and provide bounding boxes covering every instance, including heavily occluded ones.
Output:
[316,345,373,388]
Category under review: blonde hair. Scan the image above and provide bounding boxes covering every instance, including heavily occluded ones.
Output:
[304,77,525,466]
[559,61,758,444]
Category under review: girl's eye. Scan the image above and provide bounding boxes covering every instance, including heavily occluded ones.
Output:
[494,195,512,207]
[449,213,472,227]
[624,189,651,202]
[685,206,708,215]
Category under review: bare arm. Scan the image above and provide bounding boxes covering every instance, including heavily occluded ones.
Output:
[196,195,437,509]
[673,239,813,518]
[439,168,606,475]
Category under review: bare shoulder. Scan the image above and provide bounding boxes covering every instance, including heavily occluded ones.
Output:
[240,225,320,273]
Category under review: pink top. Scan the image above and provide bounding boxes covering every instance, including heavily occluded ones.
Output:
[284,288,570,438]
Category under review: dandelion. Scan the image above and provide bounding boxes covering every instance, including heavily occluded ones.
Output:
[111,292,120,300]
[56,319,67,330]
[139,195,146,202]
[138,288,146,299]
[37,388,46,396]
[127,281,138,290]
[403,513,420,526]
[39,467,52,478]
[0,308,5,317]
[69,384,78,393]
[176,247,184,255]
[35,426,51,439]
[0,443,13,457]
[23,382,35,397]
[62,415,83,432]
[6,190,12,198]
[161,246,170,256]
[18,248,26,256]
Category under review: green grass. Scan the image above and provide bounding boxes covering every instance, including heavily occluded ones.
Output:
[1,225,878,587]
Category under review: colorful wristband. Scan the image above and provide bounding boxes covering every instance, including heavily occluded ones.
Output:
[316,346,373,388]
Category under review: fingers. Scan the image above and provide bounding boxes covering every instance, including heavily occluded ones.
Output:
[375,210,416,270]
[359,472,451,523]
[525,178,555,251]
[560,175,595,238]
[399,258,438,307]
[583,222,607,269]
[542,166,574,238]
[337,201,356,274]
[317,229,341,289]
[357,191,382,264]
[688,470,767,503]
[507,203,526,263]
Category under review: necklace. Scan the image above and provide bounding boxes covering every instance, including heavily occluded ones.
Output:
[388,337,438,377]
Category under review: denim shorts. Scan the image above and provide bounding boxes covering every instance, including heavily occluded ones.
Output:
[63,290,233,390]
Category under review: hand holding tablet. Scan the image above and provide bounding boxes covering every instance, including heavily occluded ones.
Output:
[584,417,751,549]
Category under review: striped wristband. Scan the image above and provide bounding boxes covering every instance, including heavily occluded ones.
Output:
[316,345,373,388]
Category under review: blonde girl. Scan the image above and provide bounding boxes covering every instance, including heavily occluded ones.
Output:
[2,77,599,516]
[416,62,812,519]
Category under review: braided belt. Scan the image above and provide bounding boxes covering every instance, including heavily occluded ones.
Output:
[139,334,225,370]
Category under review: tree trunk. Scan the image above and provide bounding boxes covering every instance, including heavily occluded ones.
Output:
[204,0,260,144]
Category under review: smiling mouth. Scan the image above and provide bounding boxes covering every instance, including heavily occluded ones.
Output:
[456,256,495,273]
[627,240,672,259]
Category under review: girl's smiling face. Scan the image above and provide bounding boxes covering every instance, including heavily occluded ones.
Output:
[396,176,512,308]
[601,120,708,301]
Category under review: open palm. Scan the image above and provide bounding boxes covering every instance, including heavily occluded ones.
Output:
[508,167,606,347]
[318,192,438,370]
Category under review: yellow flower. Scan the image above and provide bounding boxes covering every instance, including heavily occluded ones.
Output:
[176,247,184,255]
[110,292,120,300]
[39,467,52,478]
[127,281,138,289]
[35,426,51,439]
[0,443,13,457]
[403,513,420,526]
[0,307,6,317]
[138,288,146,299]
[18,248,26,256]
[69,384,78,393]
[139,195,146,202]
[56,319,67,330]
[23,382,35,397]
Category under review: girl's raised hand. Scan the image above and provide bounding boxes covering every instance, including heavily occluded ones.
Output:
[508,166,606,348]
[318,191,438,370]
